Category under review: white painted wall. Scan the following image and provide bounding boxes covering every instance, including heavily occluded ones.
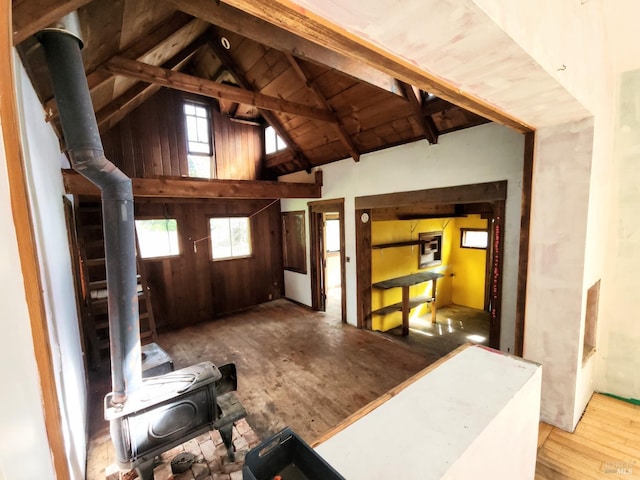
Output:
[0,110,56,479]
[316,346,542,480]
[281,123,524,353]
[9,57,87,478]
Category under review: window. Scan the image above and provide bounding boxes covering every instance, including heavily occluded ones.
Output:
[184,100,214,178]
[460,228,489,249]
[264,125,287,154]
[135,219,180,259]
[209,217,252,260]
[418,231,443,268]
[281,211,306,273]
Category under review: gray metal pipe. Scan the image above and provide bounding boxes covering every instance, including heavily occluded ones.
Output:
[38,14,141,404]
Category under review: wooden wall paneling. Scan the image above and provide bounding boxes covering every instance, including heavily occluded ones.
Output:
[157,93,173,177]
[166,89,185,178]
[147,98,163,175]
[130,108,145,177]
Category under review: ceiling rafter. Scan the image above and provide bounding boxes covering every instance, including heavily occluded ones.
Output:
[101,56,338,122]
[163,0,403,97]
[95,33,208,132]
[44,12,202,121]
[397,80,438,145]
[205,34,314,171]
[13,0,94,45]
[285,53,360,163]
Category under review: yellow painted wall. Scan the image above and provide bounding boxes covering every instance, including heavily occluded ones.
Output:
[450,215,488,310]
[371,219,454,331]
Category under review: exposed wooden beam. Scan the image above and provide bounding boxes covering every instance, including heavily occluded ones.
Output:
[285,53,360,162]
[397,81,438,145]
[371,205,459,221]
[102,56,337,123]
[12,0,94,45]
[96,34,207,132]
[205,35,313,170]
[219,0,533,133]
[44,12,202,120]
[421,97,457,116]
[62,170,322,199]
[163,0,403,97]
[355,181,508,210]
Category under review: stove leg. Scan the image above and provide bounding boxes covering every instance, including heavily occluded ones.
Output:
[135,458,156,480]
[219,423,236,462]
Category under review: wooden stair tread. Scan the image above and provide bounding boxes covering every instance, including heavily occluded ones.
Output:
[372,295,433,316]
[85,257,106,267]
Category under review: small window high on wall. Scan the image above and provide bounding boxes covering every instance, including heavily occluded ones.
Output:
[184,100,214,178]
[209,217,252,260]
[135,219,180,259]
[460,228,489,249]
[264,125,287,154]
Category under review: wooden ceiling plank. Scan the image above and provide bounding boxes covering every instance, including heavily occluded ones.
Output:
[219,0,532,133]
[44,12,203,122]
[62,169,322,199]
[206,35,314,170]
[13,0,94,45]
[96,33,208,131]
[397,80,438,145]
[286,53,360,162]
[163,0,403,97]
[101,55,337,122]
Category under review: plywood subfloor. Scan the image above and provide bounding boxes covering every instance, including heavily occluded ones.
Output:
[537,393,640,479]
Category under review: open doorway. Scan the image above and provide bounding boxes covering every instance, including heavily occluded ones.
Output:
[309,199,346,322]
[355,182,506,350]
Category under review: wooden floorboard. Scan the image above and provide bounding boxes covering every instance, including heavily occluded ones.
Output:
[537,394,640,479]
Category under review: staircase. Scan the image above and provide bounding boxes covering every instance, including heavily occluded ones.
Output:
[75,198,157,368]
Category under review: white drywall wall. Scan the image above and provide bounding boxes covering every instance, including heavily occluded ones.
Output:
[281,123,524,353]
[12,56,87,479]
[0,110,56,479]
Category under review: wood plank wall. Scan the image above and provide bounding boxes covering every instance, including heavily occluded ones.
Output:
[134,199,284,330]
[101,88,264,180]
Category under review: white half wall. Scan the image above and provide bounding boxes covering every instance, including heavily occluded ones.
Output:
[281,123,524,353]
[11,56,87,479]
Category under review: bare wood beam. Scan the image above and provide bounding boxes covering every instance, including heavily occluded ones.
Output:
[13,0,94,45]
[62,170,322,199]
[285,53,360,162]
[421,97,457,116]
[265,151,295,169]
[163,0,402,97]
[102,56,337,123]
[96,34,207,131]
[44,12,201,119]
[219,0,533,133]
[355,181,508,210]
[206,35,313,169]
[397,81,438,145]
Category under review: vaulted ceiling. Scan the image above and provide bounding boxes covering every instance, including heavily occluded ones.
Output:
[15,0,491,176]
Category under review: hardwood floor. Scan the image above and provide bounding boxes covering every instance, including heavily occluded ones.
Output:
[85,300,640,479]
[537,394,640,479]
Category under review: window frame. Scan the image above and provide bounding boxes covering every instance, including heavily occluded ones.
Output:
[208,216,254,262]
[460,228,489,250]
[134,217,182,260]
[183,98,215,178]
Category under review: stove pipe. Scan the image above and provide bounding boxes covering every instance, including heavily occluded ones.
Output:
[38,13,141,404]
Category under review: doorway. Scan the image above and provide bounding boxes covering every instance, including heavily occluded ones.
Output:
[355,182,506,349]
[309,199,346,322]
